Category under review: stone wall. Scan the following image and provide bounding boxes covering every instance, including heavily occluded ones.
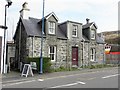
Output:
[67,40,82,67]
[89,42,105,65]
[83,42,89,66]
[26,36,105,69]
[26,36,67,68]
[96,44,105,64]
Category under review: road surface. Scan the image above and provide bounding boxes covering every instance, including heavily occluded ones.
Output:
[2,67,119,89]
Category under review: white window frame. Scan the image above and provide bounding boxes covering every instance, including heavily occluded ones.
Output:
[91,29,95,39]
[72,25,78,37]
[49,46,56,62]
[90,48,95,61]
[48,21,55,34]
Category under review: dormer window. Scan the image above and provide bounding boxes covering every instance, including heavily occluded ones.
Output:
[48,21,55,34]
[72,25,78,37]
[91,29,95,39]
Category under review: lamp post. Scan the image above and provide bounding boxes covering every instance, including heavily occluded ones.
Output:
[0,25,7,29]
[40,0,45,74]
[2,0,12,73]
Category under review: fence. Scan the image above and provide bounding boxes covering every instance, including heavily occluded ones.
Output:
[106,52,120,64]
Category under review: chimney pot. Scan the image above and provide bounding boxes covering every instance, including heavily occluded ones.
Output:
[20,2,30,19]
[22,2,28,9]
[86,18,90,24]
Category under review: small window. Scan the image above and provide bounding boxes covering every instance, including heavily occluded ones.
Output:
[49,46,56,61]
[48,21,55,34]
[91,29,95,39]
[72,25,78,37]
[90,48,96,61]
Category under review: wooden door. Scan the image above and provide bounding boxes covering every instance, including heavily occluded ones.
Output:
[72,47,78,66]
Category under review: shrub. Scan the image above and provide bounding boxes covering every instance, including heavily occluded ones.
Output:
[89,65,96,69]
[27,57,52,73]
[95,64,103,68]
[54,66,66,72]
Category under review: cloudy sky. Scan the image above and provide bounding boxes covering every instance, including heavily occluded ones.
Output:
[0,0,119,40]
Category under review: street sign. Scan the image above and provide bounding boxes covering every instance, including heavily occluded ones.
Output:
[21,64,33,77]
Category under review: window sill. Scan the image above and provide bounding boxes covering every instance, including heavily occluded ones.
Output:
[90,60,97,63]
[48,33,56,36]
[72,35,77,38]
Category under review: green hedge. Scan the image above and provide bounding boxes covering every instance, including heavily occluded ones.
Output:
[27,57,52,73]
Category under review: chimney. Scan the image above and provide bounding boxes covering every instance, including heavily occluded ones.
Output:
[86,18,90,24]
[20,2,30,19]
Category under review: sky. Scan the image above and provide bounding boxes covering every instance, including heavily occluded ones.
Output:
[0,0,119,41]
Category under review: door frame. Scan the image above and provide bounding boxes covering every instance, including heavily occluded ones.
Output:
[72,47,78,66]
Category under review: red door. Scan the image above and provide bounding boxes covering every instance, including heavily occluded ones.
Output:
[72,47,78,66]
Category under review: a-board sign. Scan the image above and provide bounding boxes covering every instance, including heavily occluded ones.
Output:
[21,64,34,77]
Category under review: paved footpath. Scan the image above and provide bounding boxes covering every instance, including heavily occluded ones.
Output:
[1,67,119,85]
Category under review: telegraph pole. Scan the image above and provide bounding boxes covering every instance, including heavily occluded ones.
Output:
[3,0,12,73]
[40,0,45,74]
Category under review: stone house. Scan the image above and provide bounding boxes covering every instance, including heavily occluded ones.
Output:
[82,19,105,65]
[13,2,105,70]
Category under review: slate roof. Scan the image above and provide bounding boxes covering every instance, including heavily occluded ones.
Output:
[16,14,105,44]
[57,26,67,39]
[82,23,93,29]
[21,17,44,37]
[82,35,89,42]
[96,35,105,44]
[82,22,97,29]
[82,22,105,44]
[21,17,67,39]
[38,12,59,23]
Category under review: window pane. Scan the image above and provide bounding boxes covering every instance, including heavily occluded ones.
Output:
[50,47,52,53]
[50,54,52,60]
[49,46,56,61]
[72,25,78,37]
[51,54,54,60]
[49,22,55,34]
[72,31,76,35]
[50,46,54,53]
[50,54,54,60]
[91,30,95,39]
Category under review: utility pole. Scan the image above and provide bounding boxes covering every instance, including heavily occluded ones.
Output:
[40,0,45,74]
[3,0,12,73]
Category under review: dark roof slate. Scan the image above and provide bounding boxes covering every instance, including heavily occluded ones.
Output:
[82,22,97,29]
[96,35,105,44]
[82,35,89,42]
[57,27,67,39]
[82,23,93,29]
[82,22,105,44]
[21,17,67,39]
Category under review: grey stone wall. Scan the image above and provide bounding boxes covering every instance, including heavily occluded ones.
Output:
[26,36,67,68]
[25,36,105,69]
[96,44,105,64]
[67,40,82,68]
[89,42,105,65]
[83,42,89,66]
